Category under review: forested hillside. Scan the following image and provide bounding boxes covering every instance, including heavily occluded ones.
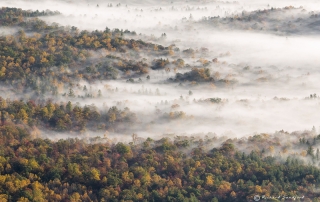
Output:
[1,129,320,201]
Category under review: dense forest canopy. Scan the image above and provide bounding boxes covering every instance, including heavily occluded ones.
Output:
[0,126,320,201]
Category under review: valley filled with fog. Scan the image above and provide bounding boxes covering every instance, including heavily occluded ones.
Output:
[2,0,318,141]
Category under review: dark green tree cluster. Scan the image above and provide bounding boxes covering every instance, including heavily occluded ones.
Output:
[151,58,170,70]
[0,7,60,26]
[201,6,319,34]
[0,98,137,133]
[172,68,213,82]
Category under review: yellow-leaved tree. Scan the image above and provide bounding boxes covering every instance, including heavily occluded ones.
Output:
[17,109,28,124]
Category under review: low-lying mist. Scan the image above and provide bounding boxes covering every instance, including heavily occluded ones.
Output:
[44,77,319,139]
